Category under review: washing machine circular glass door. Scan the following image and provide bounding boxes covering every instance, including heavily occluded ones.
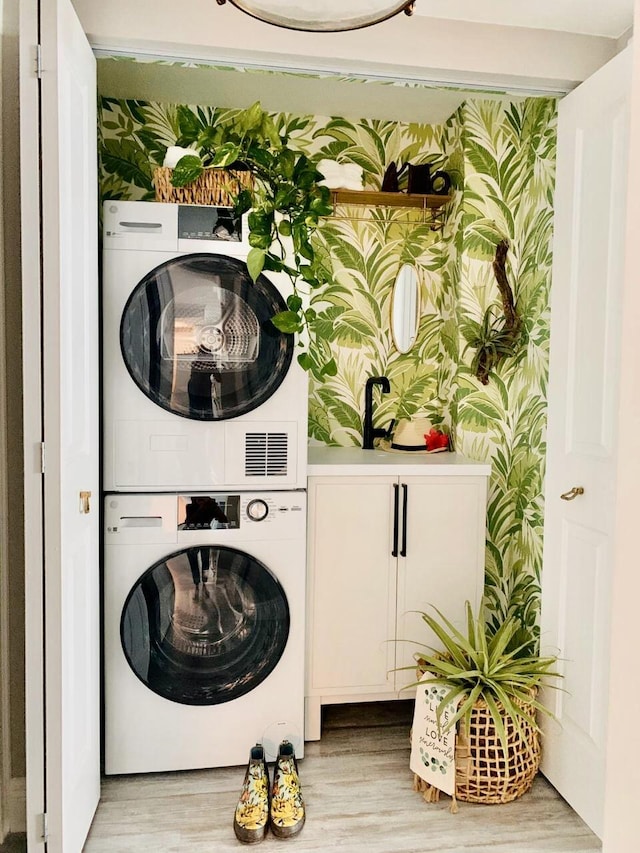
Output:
[120,253,293,420]
[120,545,290,705]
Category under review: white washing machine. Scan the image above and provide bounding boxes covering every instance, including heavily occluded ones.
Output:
[102,201,308,492]
[104,491,306,775]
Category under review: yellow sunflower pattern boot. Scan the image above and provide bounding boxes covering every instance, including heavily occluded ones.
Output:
[270,740,305,838]
[233,744,270,844]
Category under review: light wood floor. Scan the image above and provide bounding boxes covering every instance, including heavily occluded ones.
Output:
[84,701,601,852]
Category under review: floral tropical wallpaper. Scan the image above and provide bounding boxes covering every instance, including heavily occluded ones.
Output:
[455,98,557,639]
[98,89,557,637]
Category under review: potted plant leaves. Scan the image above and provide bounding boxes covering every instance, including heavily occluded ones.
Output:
[157,101,336,378]
[407,601,562,806]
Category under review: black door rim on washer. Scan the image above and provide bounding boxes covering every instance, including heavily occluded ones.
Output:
[120,545,291,706]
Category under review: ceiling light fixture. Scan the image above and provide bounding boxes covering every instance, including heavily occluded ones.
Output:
[216,0,416,32]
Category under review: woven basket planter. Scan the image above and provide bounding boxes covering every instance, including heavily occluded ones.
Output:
[153,166,254,207]
[413,693,541,807]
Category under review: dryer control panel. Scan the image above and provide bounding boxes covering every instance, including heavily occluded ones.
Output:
[177,205,242,243]
[102,200,251,253]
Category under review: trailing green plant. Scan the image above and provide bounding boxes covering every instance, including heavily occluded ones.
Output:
[406,601,561,754]
[169,101,336,378]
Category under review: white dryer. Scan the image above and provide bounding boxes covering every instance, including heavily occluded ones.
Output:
[104,491,306,774]
[102,201,308,492]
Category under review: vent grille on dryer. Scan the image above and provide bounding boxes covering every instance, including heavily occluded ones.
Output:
[245,432,288,477]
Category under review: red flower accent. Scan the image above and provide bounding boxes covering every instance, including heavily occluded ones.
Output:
[424,429,449,452]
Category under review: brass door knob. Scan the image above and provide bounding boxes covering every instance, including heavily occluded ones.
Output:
[560,486,584,501]
[79,491,92,514]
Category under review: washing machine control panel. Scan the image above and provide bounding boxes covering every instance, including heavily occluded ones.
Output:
[105,492,306,548]
[170,492,306,536]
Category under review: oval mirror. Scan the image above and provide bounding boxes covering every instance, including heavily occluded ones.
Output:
[391,263,420,353]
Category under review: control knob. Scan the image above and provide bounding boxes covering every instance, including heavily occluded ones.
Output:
[246,499,269,522]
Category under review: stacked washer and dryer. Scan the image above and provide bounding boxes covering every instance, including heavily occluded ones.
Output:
[102,201,308,774]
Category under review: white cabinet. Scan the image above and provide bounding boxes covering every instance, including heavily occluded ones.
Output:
[305,464,488,740]
[395,476,487,687]
[307,476,397,703]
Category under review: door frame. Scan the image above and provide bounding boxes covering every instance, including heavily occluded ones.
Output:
[0,49,9,820]
[20,0,47,849]
[0,148,10,842]
[602,23,640,852]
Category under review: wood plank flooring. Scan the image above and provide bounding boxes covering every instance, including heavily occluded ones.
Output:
[84,701,601,852]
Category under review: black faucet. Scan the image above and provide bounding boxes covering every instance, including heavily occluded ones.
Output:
[363,376,391,449]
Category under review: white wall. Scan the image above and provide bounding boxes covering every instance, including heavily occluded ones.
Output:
[72,0,618,92]
[603,6,640,851]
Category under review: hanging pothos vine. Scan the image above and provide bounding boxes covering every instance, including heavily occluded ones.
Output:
[168,101,336,379]
[464,239,524,385]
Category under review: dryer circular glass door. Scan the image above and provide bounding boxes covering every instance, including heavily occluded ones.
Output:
[120,545,290,705]
[120,254,293,420]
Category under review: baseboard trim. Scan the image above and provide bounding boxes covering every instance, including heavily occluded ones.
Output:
[8,779,25,834]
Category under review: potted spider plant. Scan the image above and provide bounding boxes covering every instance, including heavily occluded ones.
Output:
[407,601,562,805]
[158,101,335,378]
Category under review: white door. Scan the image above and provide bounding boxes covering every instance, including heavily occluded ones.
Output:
[540,47,631,839]
[21,0,100,850]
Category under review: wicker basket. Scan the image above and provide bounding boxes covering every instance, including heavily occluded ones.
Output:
[413,693,541,808]
[153,166,254,207]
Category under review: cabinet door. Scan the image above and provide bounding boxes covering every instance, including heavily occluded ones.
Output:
[395,476,487,690]
[307,476,397,695]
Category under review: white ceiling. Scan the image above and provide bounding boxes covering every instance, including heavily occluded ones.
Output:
[413,0,633,39]
[96,1,633,126]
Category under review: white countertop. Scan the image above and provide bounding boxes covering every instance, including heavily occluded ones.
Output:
[307,445,491,477]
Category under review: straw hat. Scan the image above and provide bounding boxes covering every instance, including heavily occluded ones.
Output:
[377,417,450,454]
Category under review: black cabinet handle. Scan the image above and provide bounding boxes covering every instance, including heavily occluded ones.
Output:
[400,483,408,557]
[392,483,399,557]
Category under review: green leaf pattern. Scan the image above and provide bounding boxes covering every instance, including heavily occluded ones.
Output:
[457,99,557,641]
[98,87,557,637]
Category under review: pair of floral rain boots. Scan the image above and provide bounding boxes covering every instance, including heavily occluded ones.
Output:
[233,741,305,844]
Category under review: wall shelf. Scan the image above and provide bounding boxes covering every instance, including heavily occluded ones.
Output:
[330,189,452,229]
[331,189,452,209]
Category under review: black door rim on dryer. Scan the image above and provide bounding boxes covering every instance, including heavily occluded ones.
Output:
[119,253,293,421]
[120,544,291,706]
